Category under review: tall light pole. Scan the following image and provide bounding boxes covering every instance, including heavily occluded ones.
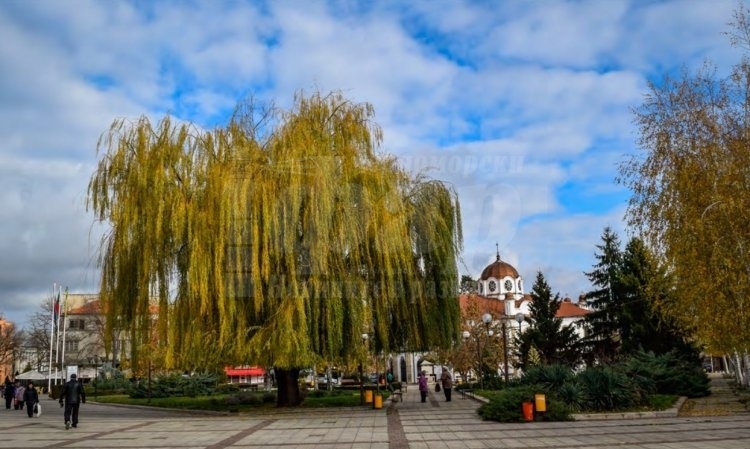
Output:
[359,333,368,405]
[462,313,493,390]
[502,319,509,383]
[480,313,492,389]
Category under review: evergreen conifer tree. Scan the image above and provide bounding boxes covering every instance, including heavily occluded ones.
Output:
[516,272,580,369]
[582,227,625,363]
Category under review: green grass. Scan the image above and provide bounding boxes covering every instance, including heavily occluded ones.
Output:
[647,394,679,411]
[93,389,391,411]
[302,391,363,407]
[301,390,391,407]
[93,394,275,413]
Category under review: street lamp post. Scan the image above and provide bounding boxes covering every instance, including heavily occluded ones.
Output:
[512,313,524,380]
[481,313,492,389]
[502,319,509,383]
[93,356,99,399]
[463,313,493,390]
[359,333,368,405]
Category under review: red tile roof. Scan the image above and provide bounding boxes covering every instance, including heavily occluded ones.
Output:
[556,300,589,318]
[458,294,588,319]
[67,300,103,315]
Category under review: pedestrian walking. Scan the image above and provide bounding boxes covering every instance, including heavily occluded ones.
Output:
[440,368,453,402]
[23,382,39,418]
[14,381,25,410]
[3,379,14,410]
[418,370,428,403]
[59,374,86,429]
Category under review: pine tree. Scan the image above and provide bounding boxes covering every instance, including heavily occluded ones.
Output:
[619,237,698,359]
[516,272,580,369]
[582,227,624,363]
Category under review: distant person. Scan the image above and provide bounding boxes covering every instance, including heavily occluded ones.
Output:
[386,371,393,384]
[418,370,429,403]
[440,368,453,402]
[23,382,39,418]
[3,379,14,409]
[14,381,25,410]
[59,374,86,429]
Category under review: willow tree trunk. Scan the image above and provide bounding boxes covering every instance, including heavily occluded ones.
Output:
[275,367,302,407]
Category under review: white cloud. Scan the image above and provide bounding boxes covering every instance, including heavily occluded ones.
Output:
[0,0,741,327]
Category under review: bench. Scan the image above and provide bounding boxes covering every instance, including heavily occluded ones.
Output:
[389,382,406,402]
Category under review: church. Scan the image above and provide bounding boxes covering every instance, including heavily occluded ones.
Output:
[390,251,589,384]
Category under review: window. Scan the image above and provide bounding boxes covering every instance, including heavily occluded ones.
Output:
[65,340,79,352]
[68,319,86,330]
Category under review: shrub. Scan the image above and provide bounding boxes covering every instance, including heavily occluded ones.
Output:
[129,372,219,399]
[577,366,638,411]
[620,350,709,398]
[262,391,276,403]
[93,368,131,394]
[477,385,572,422]
[215,383,241,394]
[521,365,574,391]
[556,381,586,411]
[537,396,573,422]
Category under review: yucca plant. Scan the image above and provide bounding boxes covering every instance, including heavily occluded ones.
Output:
[577,366,637,411]
[521,364,573,391]
[556,381,586,411]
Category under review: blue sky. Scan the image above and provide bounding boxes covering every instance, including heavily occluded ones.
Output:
[0,0,743,327]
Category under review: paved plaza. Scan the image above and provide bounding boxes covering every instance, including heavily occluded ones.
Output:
[1,381,748,449]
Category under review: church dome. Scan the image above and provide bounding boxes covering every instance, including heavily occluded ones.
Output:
[480,255,519,280]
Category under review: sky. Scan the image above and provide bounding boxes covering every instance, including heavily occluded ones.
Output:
[0,0,744,328]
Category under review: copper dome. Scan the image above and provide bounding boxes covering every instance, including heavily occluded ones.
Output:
[480,256,519,280]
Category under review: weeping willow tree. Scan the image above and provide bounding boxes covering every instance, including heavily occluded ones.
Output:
[87,91,463,405]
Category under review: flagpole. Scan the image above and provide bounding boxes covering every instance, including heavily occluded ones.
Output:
[60,287,69,381]
[47,283,56,393]
[54,285,62,386]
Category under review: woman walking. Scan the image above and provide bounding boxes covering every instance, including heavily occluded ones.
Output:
[23,382,39,418]
[418,370,429,403]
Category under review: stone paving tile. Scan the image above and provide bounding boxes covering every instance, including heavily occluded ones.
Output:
[2,380,750,448]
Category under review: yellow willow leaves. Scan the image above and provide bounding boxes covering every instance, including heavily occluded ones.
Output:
[87,91,462,372]
[622,63,750,354]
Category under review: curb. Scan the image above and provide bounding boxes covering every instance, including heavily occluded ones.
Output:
[572,396,687,421]
[459,391,689,421]
[87,400,231,416]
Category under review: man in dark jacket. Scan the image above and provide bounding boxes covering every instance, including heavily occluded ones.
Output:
[3,380,14,409]
[59,374,85,429]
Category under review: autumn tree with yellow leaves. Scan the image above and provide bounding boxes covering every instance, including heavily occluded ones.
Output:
[87,92,463,405]
[620,8,750,384]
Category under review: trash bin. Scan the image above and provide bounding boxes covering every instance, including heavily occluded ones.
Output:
[364,389,373,404]
[373,393,383,409]
[534,393,547,412]
[522,402,534,421]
